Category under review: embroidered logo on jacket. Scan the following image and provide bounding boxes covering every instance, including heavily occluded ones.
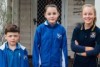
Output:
[57,33,62,39]
[24,55,28,60]
[90,32,96,38]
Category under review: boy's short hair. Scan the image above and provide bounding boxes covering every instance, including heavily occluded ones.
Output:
[4,24,20,34]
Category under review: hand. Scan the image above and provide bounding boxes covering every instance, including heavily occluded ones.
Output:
[81,52,87,56]
[76,52,87,56]
[97,54,100,58]
[85,47,94,51]
[75,40,79,45]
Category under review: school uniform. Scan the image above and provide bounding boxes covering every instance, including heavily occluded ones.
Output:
[32,21,68,67]
[0,42,29,67]
[71,23,100,67]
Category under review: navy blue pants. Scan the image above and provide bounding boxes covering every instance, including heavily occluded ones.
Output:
[73,54,98,67]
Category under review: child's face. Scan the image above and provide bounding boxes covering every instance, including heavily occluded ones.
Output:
[44,7,59,24]
[5,32,20,46]
[82,7,96,24]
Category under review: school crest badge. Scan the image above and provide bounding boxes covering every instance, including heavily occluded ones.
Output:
[57,33,62,39]
[90,32,96,38]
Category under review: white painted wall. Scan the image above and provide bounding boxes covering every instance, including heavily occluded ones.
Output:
[95,0,100,28]
[85,0,94,4]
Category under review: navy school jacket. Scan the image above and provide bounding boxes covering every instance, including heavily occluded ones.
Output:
[0,42,29,67]
[71,23,100,67]
[32,21,68,67]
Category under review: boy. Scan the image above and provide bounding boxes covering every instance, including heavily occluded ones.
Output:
[0,24,29,67]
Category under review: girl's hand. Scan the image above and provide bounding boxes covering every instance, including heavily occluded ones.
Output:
[75,40,94,51]
[75,40,79,45]
[85,47,94,51]
[81,52,87,56]
[97,54,100,58]
[77,52,87,56]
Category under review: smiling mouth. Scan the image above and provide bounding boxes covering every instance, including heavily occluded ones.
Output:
[11,41,15,42]
[86,19,91,21]
[50,19,55,20]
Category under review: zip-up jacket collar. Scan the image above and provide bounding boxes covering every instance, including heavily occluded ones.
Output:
[44,20,59,28]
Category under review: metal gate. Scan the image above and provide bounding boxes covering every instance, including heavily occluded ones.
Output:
[37,0,62,25]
